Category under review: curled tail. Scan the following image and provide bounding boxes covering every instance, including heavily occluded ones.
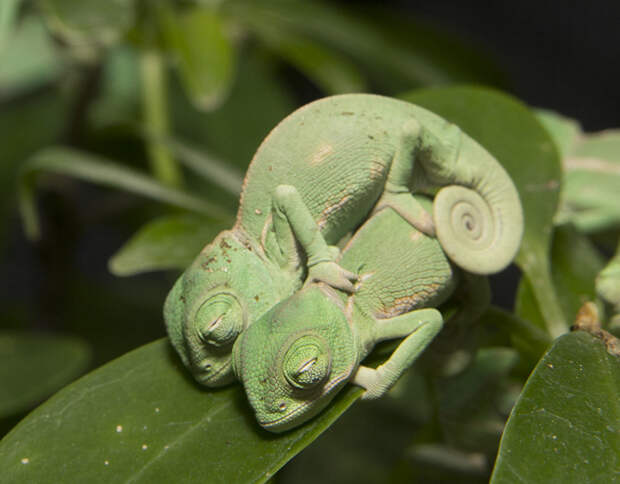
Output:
[419,122,523,275]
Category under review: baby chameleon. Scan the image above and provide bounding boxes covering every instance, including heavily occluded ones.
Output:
[232,203,474,432]
[164,94,523,387]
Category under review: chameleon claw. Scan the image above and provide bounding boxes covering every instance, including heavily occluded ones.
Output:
[327,245,342,261]
[306,261,358,293]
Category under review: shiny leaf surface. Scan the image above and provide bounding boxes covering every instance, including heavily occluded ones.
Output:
[0,339,361,483]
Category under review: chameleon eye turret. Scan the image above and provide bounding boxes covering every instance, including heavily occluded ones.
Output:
[282,334,331,390]
[195,292,244,348]
[182,288,248,386]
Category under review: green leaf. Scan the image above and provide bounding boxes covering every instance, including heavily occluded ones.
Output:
[0,88,68,249]
[0,339,361,483]
[159,5,235,110]
[239,20,365,94]
[88,46,140,128]
[154,135,244,195]
[517,224,605,332]
[574,129,620,163]
[355,6,507,92]
[170,53,296,170]
[279,396,417,484]
[491,331,620,483]
[402,86,565,337]
[563,130,620,233]
[40,0,135,57]
[0,0,21,51]
[18,146,232,240]
[227,0,452,87]
[109,214,231,276]
[0,16,63,96]
[228,0,505,91]
[535,109,581,159]
[0,331,91,418]
[545,224,605,322]
[536,110,620,233]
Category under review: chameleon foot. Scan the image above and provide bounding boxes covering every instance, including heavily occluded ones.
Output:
[306,260,357,293]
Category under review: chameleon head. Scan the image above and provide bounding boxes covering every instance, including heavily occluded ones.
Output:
[232,286,357,433]
[164,231,274,387]
[183,288,246,386]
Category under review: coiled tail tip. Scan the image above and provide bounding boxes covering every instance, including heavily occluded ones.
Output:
[433,185,523,275]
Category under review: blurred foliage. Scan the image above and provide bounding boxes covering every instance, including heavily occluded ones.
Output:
[0,1,618,483]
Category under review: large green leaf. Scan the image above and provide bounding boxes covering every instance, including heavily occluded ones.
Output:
[109,214,231,276]
[402,86,565,337]
[18,146,232,239]
[159,4,235,110]
[0,339,361,483]
[491,331,620,483]
[0,331,91,418]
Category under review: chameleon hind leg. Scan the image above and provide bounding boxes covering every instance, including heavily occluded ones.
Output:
[353,308,443,399]
[272,184,357,292]
[596,240,620,323]
[373,119,435,236]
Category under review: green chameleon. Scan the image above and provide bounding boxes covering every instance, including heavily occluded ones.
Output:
[232,204,474,432]
[164,94,523,387]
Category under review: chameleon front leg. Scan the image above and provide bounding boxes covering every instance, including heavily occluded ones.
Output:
[373,119,436,236]
[353,308,443,399]
[272,184,357,292]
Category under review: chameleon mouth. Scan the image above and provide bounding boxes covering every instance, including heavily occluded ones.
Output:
[258,371,351,431]
[193,358,232,386]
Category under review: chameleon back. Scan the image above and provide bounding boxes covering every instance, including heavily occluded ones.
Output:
[341,206,457,320]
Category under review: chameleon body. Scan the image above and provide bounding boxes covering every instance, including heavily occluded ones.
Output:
[232,206,457,432]
[164,94,523,387]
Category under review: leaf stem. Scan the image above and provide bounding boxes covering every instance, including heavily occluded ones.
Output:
[140,49,183,187]
[523,252,568,339]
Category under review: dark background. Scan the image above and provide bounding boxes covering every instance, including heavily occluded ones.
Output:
[365,0,620,130]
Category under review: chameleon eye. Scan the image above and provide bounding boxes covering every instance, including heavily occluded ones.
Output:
[283,334,331,390]
[195,292,244,347]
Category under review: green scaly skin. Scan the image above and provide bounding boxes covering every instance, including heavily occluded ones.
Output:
[164,94,524,387]
[232,206,464,433]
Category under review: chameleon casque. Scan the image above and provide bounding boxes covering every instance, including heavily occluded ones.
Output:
[164,94,524,387]
[232,204,459,432]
